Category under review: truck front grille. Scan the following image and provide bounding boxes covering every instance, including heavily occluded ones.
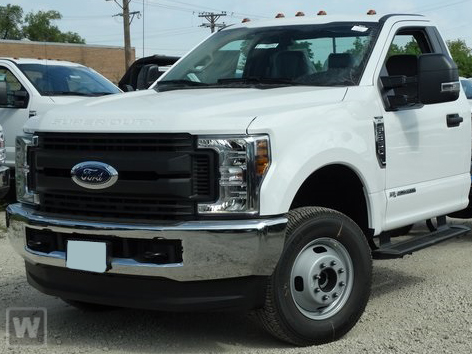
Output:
[29,133,217,221]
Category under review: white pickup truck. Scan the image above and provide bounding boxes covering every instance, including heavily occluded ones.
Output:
[6,14,472,346]
[0,58,121,169]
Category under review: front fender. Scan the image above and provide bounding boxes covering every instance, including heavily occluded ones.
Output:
[248,97,385,231]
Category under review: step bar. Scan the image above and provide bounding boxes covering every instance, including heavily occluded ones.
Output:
[372,221,470,260]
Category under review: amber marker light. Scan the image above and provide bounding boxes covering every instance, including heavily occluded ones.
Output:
[256,139,270,177]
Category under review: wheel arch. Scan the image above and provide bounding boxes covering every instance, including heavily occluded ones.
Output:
[289,164,372,235]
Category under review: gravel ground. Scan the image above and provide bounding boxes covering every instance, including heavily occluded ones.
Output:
[1,215,472,354]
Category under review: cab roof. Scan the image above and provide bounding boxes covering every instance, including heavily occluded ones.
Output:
[226,14,428,30]
[0,57,85,67]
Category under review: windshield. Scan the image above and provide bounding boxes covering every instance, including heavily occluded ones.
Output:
[461,79,472,99]
[160,22,380,90]
[18,63,121,96]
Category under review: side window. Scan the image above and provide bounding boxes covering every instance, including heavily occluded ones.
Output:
[381,28,434,110]
[383,29,433,77]
[0,67,28,108]
[388,35,423,57]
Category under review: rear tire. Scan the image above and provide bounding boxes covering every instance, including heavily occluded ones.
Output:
[257,207,372,346]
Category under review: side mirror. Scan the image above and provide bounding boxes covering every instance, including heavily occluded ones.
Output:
[0,81,8,106]
[0,81,29,108]
[380,75,418,110]
[145,65,161,88]
[121,84,134,92]
[418,53,459,105]
[12,90,29,108]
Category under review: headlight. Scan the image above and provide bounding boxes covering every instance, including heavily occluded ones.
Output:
[0,131,5,164]
[197,135,270,215]
[16,135,39,204]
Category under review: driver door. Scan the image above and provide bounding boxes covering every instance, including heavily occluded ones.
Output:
[378,25,471,229]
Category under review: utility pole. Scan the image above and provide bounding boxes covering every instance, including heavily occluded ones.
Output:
[199,12,227,33]
[106,0,140,70]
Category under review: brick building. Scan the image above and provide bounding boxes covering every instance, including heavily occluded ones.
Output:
[0,39,135,84]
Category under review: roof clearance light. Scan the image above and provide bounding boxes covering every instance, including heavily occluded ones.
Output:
[295,11,305,17]
[242,18,251,23]
[367,9,377,15]
[275,13,285,18]
[317,11,327,16]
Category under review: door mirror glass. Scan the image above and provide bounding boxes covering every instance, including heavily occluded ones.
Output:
[418,53,459,105]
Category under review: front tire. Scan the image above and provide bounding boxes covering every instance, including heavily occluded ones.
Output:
[257,207,372,346]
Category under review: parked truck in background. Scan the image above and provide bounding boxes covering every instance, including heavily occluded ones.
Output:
[118,55,180,91]
[6,14,472,346]
[0,58,121,170]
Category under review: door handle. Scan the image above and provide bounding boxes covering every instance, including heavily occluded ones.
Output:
[446,114,463,128]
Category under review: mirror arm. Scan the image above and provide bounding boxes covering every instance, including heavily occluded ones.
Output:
[381,75,417,90]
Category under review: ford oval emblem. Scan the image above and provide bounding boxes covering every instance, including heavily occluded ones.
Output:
[71,161,119,190]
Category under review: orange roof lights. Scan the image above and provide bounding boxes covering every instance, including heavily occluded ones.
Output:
[367,9,377,15]
[241,18,251,23]
[295,11,305,17]
[317,10,327,16]
[275,13,285,18]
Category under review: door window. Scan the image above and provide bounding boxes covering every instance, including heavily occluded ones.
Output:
[380,28,434,110]
[0,67,26,107]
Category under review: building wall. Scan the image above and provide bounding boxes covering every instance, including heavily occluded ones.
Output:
[0,40,135,84]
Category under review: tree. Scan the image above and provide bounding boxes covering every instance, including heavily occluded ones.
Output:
[0,4,23,40]
[22,10,85,44]
[347,37,369,56]
[387,39,421,57]
[447,39,472,77]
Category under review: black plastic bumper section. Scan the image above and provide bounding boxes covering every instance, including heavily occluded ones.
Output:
[25,261,268,312]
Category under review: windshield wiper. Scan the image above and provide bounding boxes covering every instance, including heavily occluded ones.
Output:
[89,92,116,96]
[156,79,210,92]
[42,91,95,97]
[217,77,302,86]
[158,80,209,87]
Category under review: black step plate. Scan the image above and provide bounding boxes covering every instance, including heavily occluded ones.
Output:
[372,225,470,260]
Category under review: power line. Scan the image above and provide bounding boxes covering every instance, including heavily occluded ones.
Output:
[131,0,268,19]
[412,0,471,13]
[156,0,269,19]
[87,27,200,44]
[106,0,141,70]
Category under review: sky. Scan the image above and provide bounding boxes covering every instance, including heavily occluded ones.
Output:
[6,0,472,58]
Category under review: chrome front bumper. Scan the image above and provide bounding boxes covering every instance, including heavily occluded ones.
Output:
[0,165,10,199]
[6,204,287,282]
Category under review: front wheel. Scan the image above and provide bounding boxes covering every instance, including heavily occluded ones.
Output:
[257,207,372,346]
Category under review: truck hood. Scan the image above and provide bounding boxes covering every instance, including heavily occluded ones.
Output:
[25,87,348,135]
[47,96,95,105]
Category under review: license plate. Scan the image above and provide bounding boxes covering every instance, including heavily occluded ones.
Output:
[66,240,109,273]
